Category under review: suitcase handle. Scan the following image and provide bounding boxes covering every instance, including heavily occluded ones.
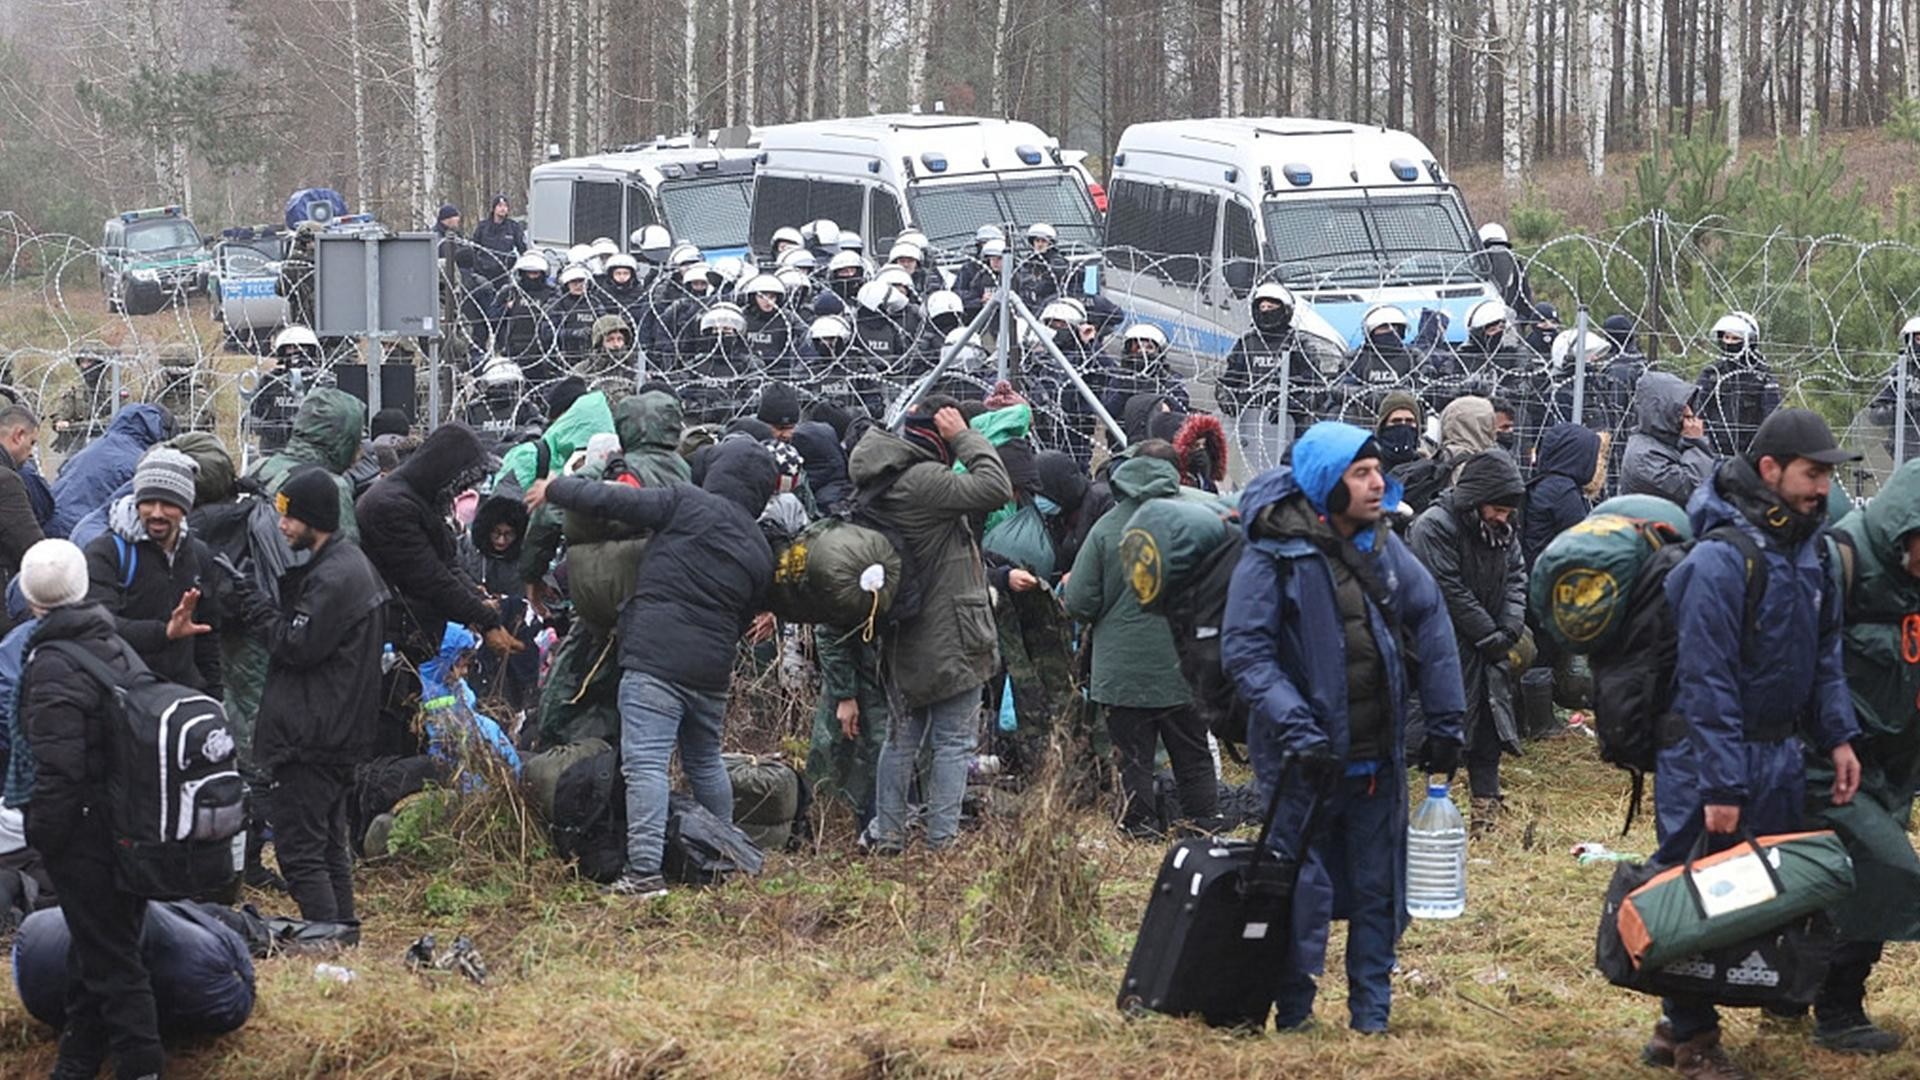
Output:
[1250,752,1331,873]
[1681,823,1787,917]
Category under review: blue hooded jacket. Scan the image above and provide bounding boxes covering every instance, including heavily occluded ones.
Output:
[1,580,41,805]
[1221,422,1467,976]
[1654,459,1858,860]
[1522,423,1601,570]
[419,623,522,781]
[48,404,170,538]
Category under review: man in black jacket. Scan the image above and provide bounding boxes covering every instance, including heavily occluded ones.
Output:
[82,446,222,696]
[470,194,528,288]
[530,437,778,898]
[0,404,44,634]
[19,538,162,1080]
[228,467,389,927]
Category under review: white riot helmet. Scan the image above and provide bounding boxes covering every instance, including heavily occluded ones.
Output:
[1362,303,1410,336]
[974,224,1004,245]
[1902,315,1920,349]
[926,290,963,322]
[1039,299,1084,327]
[888,240,923,266]
[1478,222,1510,246]
[1123,323,1169,354]
[270,325,320,355]
[838,231,865,253]
[632,225,673,262]
[680,261,714,287]
[943,326,985,367]
[589,236,619,260]
[875,265,915,295]
[710,256,749,288]
[826,250,867,279]
[770,225,804,251]
[896,228,930,253]
[604,253,640,278]
[809,314,851,344]
[775,268,813,294]
[1550,328,1613,376]
[804,219,841,249]
[1466,299,1510,333]
[477,357,524,387]
[700,302,747,336]
[1251,281,1296,312]
[856,279,904,315]
[567,243,594,267]
[742,273,785,301]
[1712,311,1759,355]
[511,251,549,276]
[668,243,702,269]
[777,247,818,272]
[981,238,1008,260]
[558,264,592,288]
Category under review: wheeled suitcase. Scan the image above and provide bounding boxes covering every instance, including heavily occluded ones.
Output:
[1116,758,1323,1028]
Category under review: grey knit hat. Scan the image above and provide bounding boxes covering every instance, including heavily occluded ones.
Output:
[133,446,198,512]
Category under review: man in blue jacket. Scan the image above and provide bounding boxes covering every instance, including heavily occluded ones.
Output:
[1221,422,1467,1034]
[1645,408,1864,1079]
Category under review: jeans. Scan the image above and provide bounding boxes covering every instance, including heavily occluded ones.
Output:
[1274,771,1400,1032]
[1106,703,1215,830]
[618,670,732,876]
[270,761,356,923]
[872,685,980,848]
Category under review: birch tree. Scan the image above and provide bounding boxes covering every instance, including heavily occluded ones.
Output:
[906,0,932,110]
[1502,0,1530,185]
[1586,0,1610,175]
[684,0,699,129]
[399,0,445,222]
[1723,0,1741,158]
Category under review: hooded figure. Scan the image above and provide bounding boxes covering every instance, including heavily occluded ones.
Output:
[47,404,171,538]
[1174,413,1228,494]
[1621,371,1717,507]
[1221,422,1466,1034]
[1374,389,1428,470]
[357,423,503,661]
[419,623,523,780]
[791,421,852,509]
[245,388,366,543]
[1408,450,1528,819]
[1522,423,1602,569]
[1389,395,1497,515]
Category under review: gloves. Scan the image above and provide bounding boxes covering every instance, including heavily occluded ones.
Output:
[1296,744,1343,792]
[1476,632,1512,664]
[1419,736,1462,779]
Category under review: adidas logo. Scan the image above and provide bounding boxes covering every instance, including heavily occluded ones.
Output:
[1725,951,1781,988]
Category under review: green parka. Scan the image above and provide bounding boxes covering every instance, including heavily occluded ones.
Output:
[1062,456,1190,710]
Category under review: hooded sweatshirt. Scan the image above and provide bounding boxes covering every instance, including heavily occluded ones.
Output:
[1522,423,1602,568]
[1062,456,1189,708]
[1621,371,1716,508]
[48,403,171,538]
[247,388,367,544]
[357,423,501,655]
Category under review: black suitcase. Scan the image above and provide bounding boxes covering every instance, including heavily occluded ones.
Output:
[1116,759,1323,1028]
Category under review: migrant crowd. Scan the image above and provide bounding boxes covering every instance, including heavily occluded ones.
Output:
[2,209,1916,1080]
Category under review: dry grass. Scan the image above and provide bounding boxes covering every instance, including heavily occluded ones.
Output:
[3,735,1915,1079]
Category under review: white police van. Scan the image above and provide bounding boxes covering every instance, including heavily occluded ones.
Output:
[528,138,759,262]
[1103,117,1499,359]
[747,113,1101,259]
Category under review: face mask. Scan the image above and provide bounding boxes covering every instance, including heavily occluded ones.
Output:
[1379,424,1421,462]
[1478,515,1516,548]
[1496,430,1518,452]
[1053,327,1078,352]
[1034,494,1063,517]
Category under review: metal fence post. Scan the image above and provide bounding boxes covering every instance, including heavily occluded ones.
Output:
[1572,304,1590,427]
[364,237,383,416]
[1898,347,1910,465]
[996,222,1014,383]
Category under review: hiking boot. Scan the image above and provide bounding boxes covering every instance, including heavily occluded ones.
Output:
[602,873,669,899]
[1470,796,1503,837]
[1671,1029,1751,1080]
[1813,1017,1904,1055]
[1642,1020,1678,1067]
[243,860,288,893]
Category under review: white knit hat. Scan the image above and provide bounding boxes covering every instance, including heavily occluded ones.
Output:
[19,539,88,612]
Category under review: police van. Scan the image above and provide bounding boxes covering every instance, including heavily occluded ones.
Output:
[747,113,1101,259]
[98,205,210,315]
[527,139,759,261]
[1103,117,1499,359]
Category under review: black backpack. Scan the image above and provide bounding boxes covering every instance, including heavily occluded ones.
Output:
[834,465,928,628]
[1587,526,1766,833]
[36,640,243,899]
[1391,455,1453,516]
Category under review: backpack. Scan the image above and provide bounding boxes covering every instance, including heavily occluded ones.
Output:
[35,640,242,899]
[1391,455,1453,516]
[523,737,625,884]
[1143,530,1251,754]
[1587,525,1766,834]
[833,465,927,628]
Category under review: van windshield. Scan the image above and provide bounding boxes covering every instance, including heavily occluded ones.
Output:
[907,171,1099,255]
[659,176,754,250]
[1261,193,1482,289]
[127,221,202,254]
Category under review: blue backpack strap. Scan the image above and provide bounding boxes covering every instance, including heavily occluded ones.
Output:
[112,535,136,590]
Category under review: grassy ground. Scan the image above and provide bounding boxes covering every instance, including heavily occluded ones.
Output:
[2,735,1913,1079]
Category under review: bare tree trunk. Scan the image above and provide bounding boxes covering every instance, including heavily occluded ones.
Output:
[836,0,850,115]
[907,0,932,110]
[992,0,1011,112]
[534,0,555,154]
[1724,0,1741,158]
[743,0,758,123]
[1642,0,1663,146]
[1588,0,1611,173]
[865,0,882,113]
[402,0,447,223]
[803,0,820,118]
[349,0,373,208]
[1502,0,1528,184]
[684,0,700,129]
[724,0,738,124]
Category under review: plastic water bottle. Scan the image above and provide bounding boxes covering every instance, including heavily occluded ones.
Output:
[313,963,356,984]
[1406,782,1467,919]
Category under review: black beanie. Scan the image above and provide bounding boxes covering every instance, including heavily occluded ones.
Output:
[370,407,410,440]
[546,377,588,421]
[756,382,801,427]
[277,467,340,533]
[1323,437,1382,517]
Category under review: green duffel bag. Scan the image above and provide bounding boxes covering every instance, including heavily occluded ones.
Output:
[523,738,614,825]
[768,517,903,628]
[1617,829,1856,971]
[982,503,1057,578]
[1591,494,1693,535]
[724,753,806,852]
[1528,510,1691,656]
[1120,497,1235,609]
[568,536,649,635]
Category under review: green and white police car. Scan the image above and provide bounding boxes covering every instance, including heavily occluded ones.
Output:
[98,205,211,315]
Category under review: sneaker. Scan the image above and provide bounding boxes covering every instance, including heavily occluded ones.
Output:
[602,873,669,898]
[856,825,905,857]
[1813,1019,1904,1055]
[1672,1029,1751,1080]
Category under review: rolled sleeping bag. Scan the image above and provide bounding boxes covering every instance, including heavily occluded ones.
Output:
[12,899,256,1035]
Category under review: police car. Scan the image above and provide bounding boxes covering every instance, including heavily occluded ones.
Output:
[98,205,211,315]
[208,225,289,347]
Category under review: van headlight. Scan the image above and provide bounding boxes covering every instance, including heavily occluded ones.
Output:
[131,268,159,283]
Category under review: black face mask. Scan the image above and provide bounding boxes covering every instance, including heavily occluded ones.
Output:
[1052,327,1078,352]
[1254,306,1291,334]
[1379,423,1421,464]
[1496,430,1518,452]
[933,312,962,334]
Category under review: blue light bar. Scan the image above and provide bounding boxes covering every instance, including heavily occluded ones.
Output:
[921,151,948,173]
[1389,157,1419,181]
[1015,144,1043,165]
[1282,163,1313,187]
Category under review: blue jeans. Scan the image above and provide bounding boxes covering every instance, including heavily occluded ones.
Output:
[872,685,980,848]
[1274,771,1400,1032]
[617,670,732,876]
